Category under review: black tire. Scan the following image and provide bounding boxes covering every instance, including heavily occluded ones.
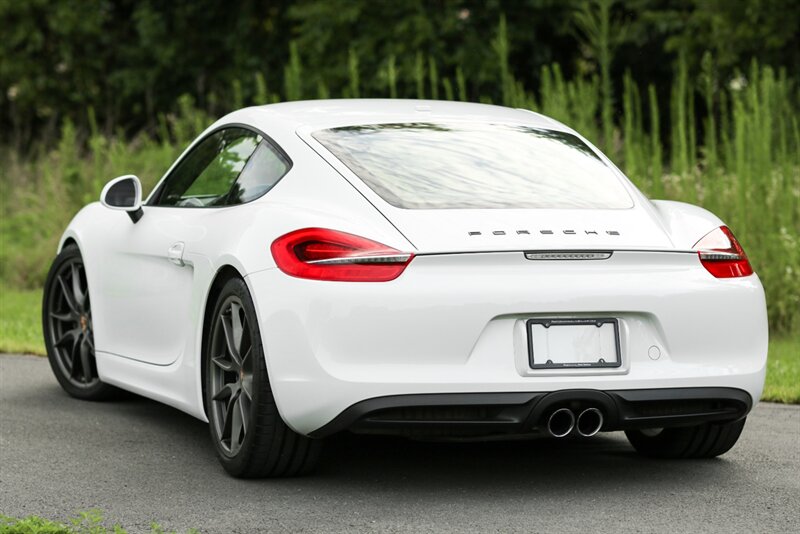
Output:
[625,418,747,459]
[42,244,114,400]
[204,277,322,478]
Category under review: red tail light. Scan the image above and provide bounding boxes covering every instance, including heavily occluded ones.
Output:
[271,228,414,282]
[693,226,753,278]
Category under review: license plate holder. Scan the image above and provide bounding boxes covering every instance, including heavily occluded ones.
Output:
[527,318,621,369]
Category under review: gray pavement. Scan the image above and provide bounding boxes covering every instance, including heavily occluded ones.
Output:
[1,353,799,533]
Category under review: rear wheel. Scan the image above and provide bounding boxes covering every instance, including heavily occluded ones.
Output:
[204,277,322,477]
[42,245,114,400]
[625,418,746,459]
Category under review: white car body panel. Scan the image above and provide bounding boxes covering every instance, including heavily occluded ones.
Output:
[650,199,726,249]
[250,251,767,435]
[55,99,768,434]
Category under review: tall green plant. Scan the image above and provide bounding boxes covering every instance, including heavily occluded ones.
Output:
[414,52,425,99]
[492,15,513,106]
[573,0,628,156]
[647,84,663,197]
[387,55,398,99]
[284,42,303,101]
[347,47,360,98]
[700,51,718,174]
[456,67,467,102]
[428,56,440,100]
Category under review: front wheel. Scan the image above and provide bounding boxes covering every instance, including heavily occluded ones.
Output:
[625,418,746,459]
[42,244,114,400]
[204,277,322,478]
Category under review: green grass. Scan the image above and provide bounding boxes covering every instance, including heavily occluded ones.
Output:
[763,336,800,403]
[0,286,43,354]
[0,510,197,534]
[2,287,797,403]
[0,515,68,534]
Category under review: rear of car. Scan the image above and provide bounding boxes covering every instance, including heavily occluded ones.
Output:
[248,107,767,457]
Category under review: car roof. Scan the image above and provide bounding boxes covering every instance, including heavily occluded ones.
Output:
[215,99,571,136]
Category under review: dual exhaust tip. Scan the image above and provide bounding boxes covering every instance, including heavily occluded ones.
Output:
[547,407,604,438]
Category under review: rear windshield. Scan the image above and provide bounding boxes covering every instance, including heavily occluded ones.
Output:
[312,122,633,209]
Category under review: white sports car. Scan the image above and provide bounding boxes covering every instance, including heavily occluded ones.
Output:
[43,100,767,477]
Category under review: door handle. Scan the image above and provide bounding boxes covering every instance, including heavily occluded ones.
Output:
[168,242,186,267]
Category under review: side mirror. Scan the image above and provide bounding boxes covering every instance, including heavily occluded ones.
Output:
[100,175,144,223]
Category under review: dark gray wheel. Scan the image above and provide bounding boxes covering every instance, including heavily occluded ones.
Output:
[42,245,113,399]
[208,294,254,457]
[205,277,322,477]
[625,418,746,459]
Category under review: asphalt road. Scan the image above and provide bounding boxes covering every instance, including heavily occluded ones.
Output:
[1,354,799,534]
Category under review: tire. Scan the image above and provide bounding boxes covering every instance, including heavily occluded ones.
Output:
[42,244,114,400]
[204,277,322,478]
[625,418,746,459]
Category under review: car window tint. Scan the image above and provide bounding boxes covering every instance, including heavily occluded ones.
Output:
[227,141,290,205]
[154,128,259,207]
[313,122,633,209]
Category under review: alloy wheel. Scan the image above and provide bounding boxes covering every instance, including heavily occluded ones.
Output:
[47,259,98,387]
[209,297,254,456]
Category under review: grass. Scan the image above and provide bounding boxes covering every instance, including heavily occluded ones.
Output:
[2,287,797,403]
[0,286,43,354]
[763,336,800,403]
[0,510,197,534]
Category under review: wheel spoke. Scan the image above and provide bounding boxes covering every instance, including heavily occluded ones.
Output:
[55,328,80,348]
[220,389,240,445]
[240,347,251,366]
[221,313,241,365]
[60,343,74,375]
[230,302,244,354]
[240,375,253,400]
[50,311,74,322]
[71,262,86,309]
[212,355,236,372]
[238,390,250,436]
[57,274,80,314]
[230,390,244,451]
[212,383,234,402]
[84,333,94,351]
[69,333,82,379]
[79,338,93,383]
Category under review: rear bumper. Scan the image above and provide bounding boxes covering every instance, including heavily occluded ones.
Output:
[309,387,752,438]
[246,250,768,436]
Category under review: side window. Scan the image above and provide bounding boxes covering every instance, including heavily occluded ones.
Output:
[227,141,290,205]
[153,128,260,207]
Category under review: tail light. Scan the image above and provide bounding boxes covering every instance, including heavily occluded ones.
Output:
[693,226,753,278]
[271,228,414,282]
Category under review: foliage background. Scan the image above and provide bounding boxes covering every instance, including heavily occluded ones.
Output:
[1,0,799,337]
[2,0,799,146]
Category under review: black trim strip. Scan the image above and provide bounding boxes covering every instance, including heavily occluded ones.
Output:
[308,387,752,438]
[310,392,540,438]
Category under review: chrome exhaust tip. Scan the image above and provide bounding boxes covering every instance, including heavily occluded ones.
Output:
[576,407,604,437]
[547,408,576,438]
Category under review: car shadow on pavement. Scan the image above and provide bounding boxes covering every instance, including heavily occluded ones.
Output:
[314,431,742,492]
[36,381,743,494]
